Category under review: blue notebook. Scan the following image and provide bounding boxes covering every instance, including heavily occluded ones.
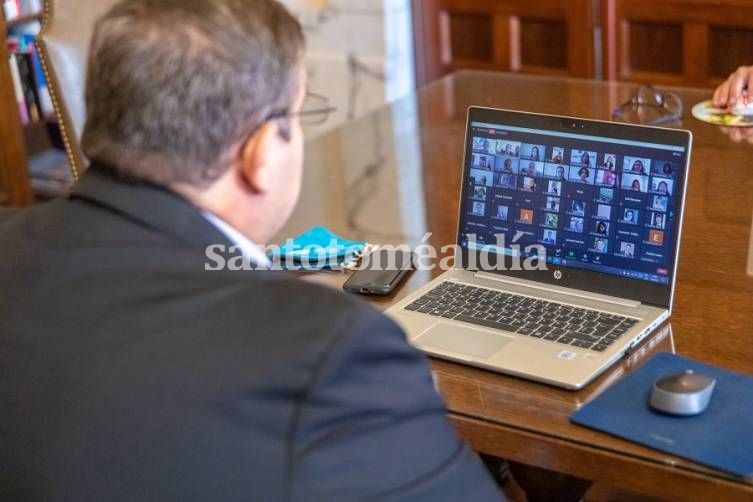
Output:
[571,352,753,478]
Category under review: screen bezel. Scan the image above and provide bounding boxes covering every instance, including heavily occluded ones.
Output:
[458,107,692,308]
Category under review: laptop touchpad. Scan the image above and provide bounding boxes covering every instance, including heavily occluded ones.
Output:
[415,323,512,359]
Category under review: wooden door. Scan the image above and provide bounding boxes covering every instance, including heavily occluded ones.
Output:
[602,0,753,87]
[412,0,598,87]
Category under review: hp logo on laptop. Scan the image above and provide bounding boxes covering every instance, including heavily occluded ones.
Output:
[553,270,563,280]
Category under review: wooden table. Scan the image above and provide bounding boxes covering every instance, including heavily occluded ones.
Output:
[277,70,753,501]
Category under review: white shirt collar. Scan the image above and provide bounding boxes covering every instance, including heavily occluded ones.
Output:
[201,211,271,268]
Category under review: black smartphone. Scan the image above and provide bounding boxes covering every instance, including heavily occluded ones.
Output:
[342,249,414,296]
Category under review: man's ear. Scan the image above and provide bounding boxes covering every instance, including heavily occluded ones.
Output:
[238,122,280,194]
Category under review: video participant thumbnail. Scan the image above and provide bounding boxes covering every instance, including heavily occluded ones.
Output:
[647,229,665,246]
[624,156,651,175]
[470,201,486,217]
[495,140,521,157]
[542,229,557,244]
[595,204,612,220]
[472,153,494,170]
[470,168,493,187]
[571,149,597,167]
[494,172,517,189]
[521,143,546,161]
[495,139,521,157]
[597,188,614,203]
[600,153,617,170]
[544,163,568,180]
[568,216,584,233]
[651,195,668,212]
[494,204,509,220]
[545,180,562,196]
[520,176,537,192]
[595,169,619,187]
[651,160,676,177]
[593,220,609,235]
[520,160,543,176]
[569,165,595,184]
[622,173,648,192]
[591,237,609,254]
[621,208,640,224]
[472,137,497,155]
[545,196,560,212]
[519,208,534,224]
[494,156,519,173]
[650,177,673,195]
[549,146,565,163]
[569,199,586,216]
[649,211,666,229]
[617,241,637,259]
[471,186,488,200]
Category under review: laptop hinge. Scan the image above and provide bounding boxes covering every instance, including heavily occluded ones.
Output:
[473,271,642,308]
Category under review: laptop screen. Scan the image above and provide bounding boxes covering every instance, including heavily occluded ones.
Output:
[459,114,689,288]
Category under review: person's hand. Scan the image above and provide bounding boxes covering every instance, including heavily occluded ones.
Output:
[713,65,753,108]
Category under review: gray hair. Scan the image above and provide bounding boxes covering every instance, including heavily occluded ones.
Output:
[81,0,305,187]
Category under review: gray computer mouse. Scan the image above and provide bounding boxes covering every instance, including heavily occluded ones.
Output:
[649,370,716,416]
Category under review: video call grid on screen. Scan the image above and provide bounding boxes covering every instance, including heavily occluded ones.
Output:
[464,123,687,284]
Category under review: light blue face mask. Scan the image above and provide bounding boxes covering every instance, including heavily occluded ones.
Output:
[268,226,369,270]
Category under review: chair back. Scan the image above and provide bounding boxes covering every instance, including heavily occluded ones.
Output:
[36,0,117,179]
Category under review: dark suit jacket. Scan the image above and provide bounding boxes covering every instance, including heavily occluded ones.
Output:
[0,165,503,501]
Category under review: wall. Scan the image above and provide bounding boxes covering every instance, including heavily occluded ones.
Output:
[272,1,426,248]
[280,0,415,138]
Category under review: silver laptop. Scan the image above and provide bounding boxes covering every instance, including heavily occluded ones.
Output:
[386,108,692,389]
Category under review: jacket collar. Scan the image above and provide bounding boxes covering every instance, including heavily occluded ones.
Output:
[69,163,234,249]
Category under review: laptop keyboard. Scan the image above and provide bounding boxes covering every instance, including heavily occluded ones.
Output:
[403,281,638,352]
